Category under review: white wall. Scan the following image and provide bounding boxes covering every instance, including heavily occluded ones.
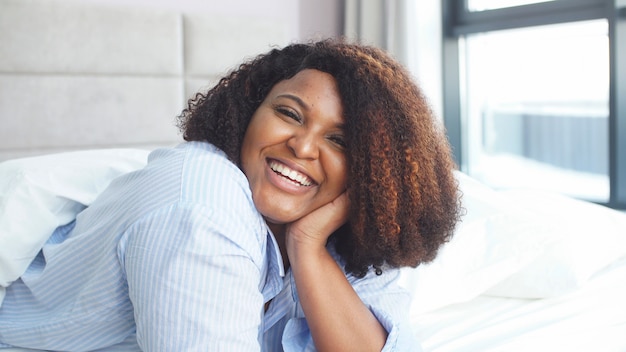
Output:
[299,0,344,40]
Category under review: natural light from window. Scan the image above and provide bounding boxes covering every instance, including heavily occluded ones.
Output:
[467,0,555,11]
[462,19,610,202]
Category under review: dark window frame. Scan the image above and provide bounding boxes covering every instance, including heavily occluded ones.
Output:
[442,0,626,209]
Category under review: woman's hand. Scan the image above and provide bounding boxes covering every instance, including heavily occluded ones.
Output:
[285,192,388,352]
[285,192,349,256]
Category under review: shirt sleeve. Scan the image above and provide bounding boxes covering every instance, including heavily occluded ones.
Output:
[355,268,423,351]
[121,202,265,351]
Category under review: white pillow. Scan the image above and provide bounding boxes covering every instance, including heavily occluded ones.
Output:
[399,172,556,315]
[400,171,626,315]
[484,190,626,299]
[0,149,150,298]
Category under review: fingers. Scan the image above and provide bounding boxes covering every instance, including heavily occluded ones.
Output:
[287,192,350,248]
[325,192,350,231]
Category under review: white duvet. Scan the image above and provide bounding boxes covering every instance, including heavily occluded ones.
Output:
[411,257,626,351]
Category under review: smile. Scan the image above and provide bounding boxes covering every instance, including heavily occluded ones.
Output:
[269,160,314,187]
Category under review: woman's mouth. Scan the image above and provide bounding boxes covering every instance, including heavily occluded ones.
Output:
[269,160,314,187]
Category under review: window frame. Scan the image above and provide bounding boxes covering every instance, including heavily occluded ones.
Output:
[442,0,626,209]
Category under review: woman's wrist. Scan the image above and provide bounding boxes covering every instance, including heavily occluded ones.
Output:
[285,229,328,267]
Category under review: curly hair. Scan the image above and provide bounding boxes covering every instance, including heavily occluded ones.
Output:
[177,38,462,277]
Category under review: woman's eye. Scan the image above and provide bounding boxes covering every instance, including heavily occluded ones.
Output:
[276,107,302,123]
[329,135,346,148]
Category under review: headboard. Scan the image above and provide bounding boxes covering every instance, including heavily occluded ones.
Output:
[0,0,291,161]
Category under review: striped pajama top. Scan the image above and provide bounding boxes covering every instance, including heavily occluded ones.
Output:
[0,141,419,351]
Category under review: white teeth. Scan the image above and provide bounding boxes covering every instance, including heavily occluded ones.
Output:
[269,161,313,186]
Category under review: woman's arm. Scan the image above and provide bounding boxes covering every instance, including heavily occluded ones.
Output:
[286,194,388,352]
[124,205,265,351]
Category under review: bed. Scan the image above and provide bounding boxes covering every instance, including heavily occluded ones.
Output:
[400,172,626,351]
[2,0,626,350]
[1,149,625,351]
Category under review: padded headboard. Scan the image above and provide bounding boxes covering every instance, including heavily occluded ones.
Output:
[0,0,292,161]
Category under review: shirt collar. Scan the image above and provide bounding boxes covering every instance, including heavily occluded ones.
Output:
[266,227,285,277]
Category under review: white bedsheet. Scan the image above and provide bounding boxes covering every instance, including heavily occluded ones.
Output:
[4,259,625,352]
[411,256,626,352]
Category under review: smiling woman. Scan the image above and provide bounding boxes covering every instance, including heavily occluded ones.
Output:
[241,69,348,235]
[0,39,461,352]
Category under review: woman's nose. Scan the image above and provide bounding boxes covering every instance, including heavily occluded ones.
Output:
[287,130,319,159]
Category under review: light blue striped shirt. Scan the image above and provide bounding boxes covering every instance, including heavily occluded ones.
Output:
[0,142,419,351]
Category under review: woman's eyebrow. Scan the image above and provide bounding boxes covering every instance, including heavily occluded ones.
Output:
[275,93,345,128]
[276,94,309,111]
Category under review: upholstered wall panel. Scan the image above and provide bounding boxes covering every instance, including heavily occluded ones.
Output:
[183,15,290,76]
[0,0,292,161]
[0,75,182,159]
[184,77,220,102]
[0,0,182,75]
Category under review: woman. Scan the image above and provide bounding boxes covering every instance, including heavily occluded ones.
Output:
[0,39,461,351]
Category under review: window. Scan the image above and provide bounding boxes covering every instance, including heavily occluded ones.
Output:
[467,0,555,11]
[443,0,626,208]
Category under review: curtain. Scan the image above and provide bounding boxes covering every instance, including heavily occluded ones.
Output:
[343,0,414,67]
[343,0,444,119]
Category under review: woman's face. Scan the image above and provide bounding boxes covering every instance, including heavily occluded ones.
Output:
[240,69,348,229]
